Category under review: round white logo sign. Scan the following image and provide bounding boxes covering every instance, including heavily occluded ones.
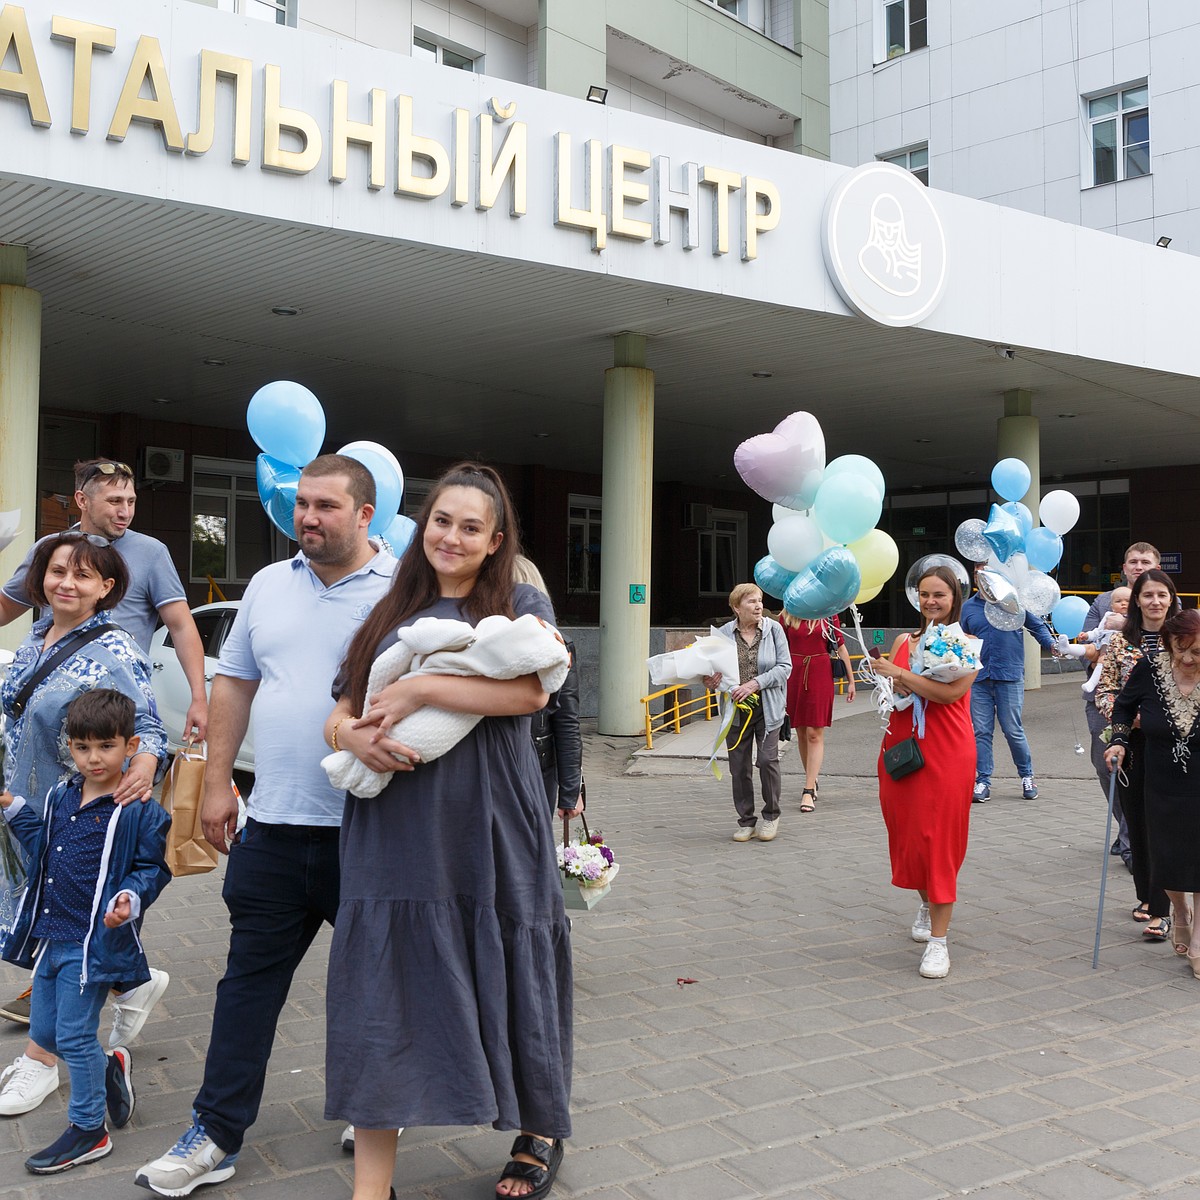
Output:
[821,162,948,328]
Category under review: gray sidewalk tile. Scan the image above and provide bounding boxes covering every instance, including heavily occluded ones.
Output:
[1015,1160,1140,1199]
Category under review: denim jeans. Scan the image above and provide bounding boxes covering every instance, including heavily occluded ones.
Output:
[970,679,1033,783]
[193,819,341,1155]
[29,940,110,1130]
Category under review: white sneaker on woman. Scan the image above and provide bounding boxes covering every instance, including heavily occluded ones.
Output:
[911,903,932,942]
[0,1054,60,1115]
[919,941,950,978]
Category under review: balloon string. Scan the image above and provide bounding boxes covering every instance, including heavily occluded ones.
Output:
[840,604,893,732]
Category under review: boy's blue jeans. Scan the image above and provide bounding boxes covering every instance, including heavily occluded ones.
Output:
[28,940,109,1129]
[970,678,1033,783]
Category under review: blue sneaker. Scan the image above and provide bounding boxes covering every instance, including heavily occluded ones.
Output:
[25,1123,112,1174]
[1021,775,1039,800]
[972,781,990,803]
[135,1116,238,1196]
[105,1046,135,1128]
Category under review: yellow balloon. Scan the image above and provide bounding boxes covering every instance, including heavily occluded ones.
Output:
[847,528,900,588]
[853,581,883,605]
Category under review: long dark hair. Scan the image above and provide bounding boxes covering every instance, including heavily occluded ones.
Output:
[1124,568,1178,642]
[916,565,963,637]
[339,462,521,712]
[27,532,129,612]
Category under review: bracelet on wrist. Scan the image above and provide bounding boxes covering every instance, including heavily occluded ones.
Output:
[330,717,351,752]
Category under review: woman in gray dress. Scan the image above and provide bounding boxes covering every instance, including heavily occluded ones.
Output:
[324,464,571,1200]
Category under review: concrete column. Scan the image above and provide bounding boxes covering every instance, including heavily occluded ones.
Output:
[598,333,654,735]
[997,389,1041,689]
[0,246,40,654]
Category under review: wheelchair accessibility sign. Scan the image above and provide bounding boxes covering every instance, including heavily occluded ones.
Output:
[629,584,646,604]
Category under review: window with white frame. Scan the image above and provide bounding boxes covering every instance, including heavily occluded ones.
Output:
[1088,84,1149,186]
[699,510,747,597]
[875,0,927,64]
[704,0,742,16]
[217,0,296,26]
[881,144,929,186]
[191,458,278,584]
[568,496,602,595]
[413,33,478,72]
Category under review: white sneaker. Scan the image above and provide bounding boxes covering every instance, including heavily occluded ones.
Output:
[341,1124,355,1152]
[756,818,780,842]
[135,1116,238,1195]
[0,1053,60,1115]
[732,825,755,842]
[919,941,950,979]
[911,903,931,942]
[109,968,170,1048]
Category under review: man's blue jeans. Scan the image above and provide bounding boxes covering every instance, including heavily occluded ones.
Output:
[29,941,110,1130]
[970,679,1033,783]
[192,819,341,1155]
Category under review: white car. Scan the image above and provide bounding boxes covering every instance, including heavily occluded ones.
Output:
[149,601,255,775]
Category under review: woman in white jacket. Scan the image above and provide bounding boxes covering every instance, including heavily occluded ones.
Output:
[704,584,792,843]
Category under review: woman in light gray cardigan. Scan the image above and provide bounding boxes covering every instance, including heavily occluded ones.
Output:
[703,583,792,843]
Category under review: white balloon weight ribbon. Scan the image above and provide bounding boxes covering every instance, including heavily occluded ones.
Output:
[838,604,896,731]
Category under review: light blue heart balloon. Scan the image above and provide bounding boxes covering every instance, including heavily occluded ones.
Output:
[1024,526,1063,573]
[754,554,798,600]
[1051,595,1090,640]
[982,503,1024,563]
[782,547,861,620]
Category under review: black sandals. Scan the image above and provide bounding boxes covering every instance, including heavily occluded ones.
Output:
[496,1135,564,1200]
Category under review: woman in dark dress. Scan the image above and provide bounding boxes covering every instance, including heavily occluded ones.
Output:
[323,464,571,1200]
[1106,608,1200,971]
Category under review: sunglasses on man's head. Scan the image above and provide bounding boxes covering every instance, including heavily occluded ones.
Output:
[81,461,133,483]
[58,531,111,548]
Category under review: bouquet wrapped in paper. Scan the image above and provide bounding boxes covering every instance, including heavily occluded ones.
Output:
[886,622,982,712]
[646,629,738,693]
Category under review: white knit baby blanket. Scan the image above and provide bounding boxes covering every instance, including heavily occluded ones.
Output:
[321,613,571,798]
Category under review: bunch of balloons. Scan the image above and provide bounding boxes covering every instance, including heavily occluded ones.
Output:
[247,380,417,556]
[953,457,1081,632]
[735,412,899,620]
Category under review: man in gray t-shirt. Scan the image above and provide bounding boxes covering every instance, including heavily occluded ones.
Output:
[0,459,208,740]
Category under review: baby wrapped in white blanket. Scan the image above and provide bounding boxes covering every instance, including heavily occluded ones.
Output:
[322,613,571,798]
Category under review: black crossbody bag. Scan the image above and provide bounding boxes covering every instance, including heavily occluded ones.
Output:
[8,623,117,718]
[883,735,925,780]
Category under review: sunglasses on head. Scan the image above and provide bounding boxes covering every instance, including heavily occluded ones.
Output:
[58,531,111,548]
[81,461,133,484]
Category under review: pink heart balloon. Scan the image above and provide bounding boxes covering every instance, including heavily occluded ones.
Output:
[734,411,826,508]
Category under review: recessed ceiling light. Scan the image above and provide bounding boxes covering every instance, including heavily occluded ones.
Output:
[271,305,301,317]
[152,397,172,404]
[532,432,550,439]
[914,437,931,444]
[1104,458,1119,464]
[750,370,773,379]
[202,357,226,367]
[1057,413,1076,419]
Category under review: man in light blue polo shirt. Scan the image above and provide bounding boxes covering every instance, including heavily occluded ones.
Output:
[137,453,395,1198]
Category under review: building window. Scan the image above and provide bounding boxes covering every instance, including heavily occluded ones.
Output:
[402,478,434,518]
[876,0,927,64]
[218,0,296,26]
[568,496,602,595]
[1088,85,1149,185]
[699,510,747,597]
[191,458,277,585]
[881,144,929,186]
[703,0,742,16]
[413,33,478,72]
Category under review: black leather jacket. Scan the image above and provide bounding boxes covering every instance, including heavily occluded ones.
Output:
[530,640,581,809]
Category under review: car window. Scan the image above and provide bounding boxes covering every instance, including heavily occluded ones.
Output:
[163,610,228,656]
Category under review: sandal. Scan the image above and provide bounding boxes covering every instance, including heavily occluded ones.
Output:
[496,1135,564,1200]
[1174,922,1192,957]
[1143,915,1172,942]
[1132,903,1152,923]
[800,788,816,813]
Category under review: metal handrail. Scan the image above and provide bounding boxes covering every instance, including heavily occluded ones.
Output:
[640,683,718,749]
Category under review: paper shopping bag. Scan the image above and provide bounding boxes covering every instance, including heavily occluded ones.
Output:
[161,743,218,876]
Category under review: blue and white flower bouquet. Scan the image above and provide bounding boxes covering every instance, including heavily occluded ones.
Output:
[887,622,982,712]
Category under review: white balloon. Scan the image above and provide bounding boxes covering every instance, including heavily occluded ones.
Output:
[339,440,405,500]
[767,514,825,573]
[772,502,806,523]
[1040,489,1080,536]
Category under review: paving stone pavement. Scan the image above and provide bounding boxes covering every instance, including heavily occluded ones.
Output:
[3,680,1200,1199]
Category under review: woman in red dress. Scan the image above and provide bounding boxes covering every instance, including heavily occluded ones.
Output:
[780,614,856,811]
[872,565,978,980]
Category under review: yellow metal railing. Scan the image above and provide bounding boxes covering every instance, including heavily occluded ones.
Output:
[206,575,228,604]
[641,684,719,750]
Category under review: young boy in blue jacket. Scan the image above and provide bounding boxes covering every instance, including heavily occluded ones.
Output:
[1,688,171,1174]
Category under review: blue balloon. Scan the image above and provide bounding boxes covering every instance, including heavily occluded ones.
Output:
[754,554,798,600]
[982,503,1024,563]
[264,479,298,540]
[782,547,861,620]
[381,513,417,558]
[247,380,326,467]
[991,457,1031,503]
[823,454,886,502]
[1000,501,1033,539]
[1025,526,1064,573]
[1051,595,1090,641]
[255,453,299,499]
[340,445,403,536]
[813,472,883,546]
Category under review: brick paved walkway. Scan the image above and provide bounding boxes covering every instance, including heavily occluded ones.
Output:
[4,680,1199,1199]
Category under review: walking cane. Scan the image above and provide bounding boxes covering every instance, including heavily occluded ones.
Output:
[1092,766,1119,969]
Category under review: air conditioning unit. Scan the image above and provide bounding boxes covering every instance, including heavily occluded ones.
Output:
[141,446,185,483]
[683,502,713,530]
